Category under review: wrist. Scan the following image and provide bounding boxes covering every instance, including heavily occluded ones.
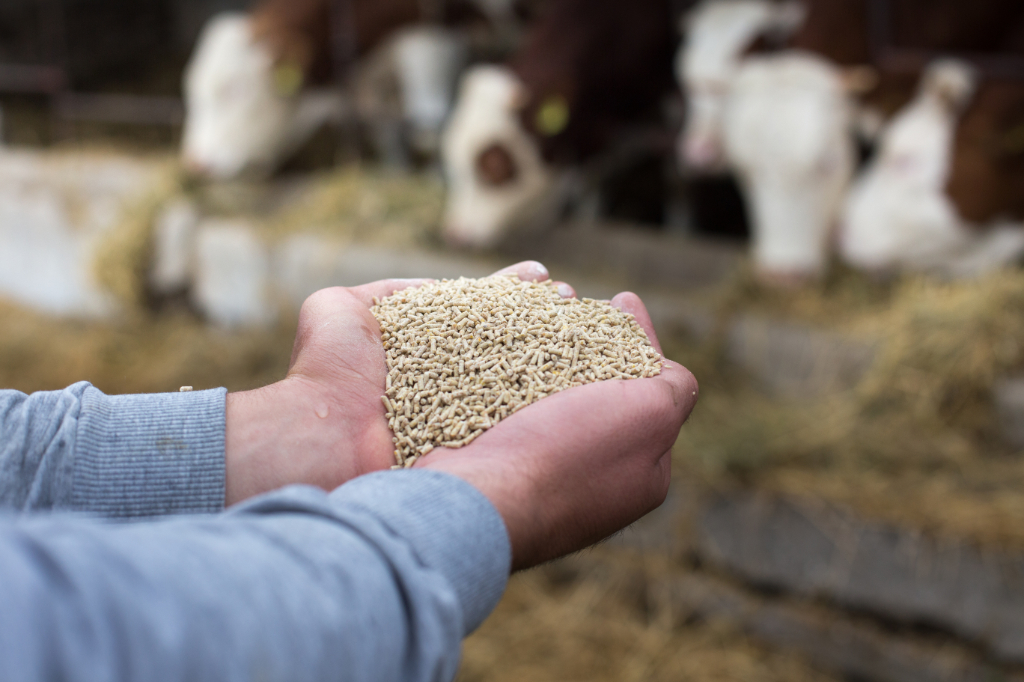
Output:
[421,456,544,570]
[224,376,361,505]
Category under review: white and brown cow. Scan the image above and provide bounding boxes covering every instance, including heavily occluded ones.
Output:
[840,60,1024,277]
[441,0,681,248]
[679,0,1024,281]
[678,0,866,280]
[181,0,486,179]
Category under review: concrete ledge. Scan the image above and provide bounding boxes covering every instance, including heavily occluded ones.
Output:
[994,376,1024,450]
[654,569,1022,682]
[597,484,1024,681]
[693,490,1024,663]
[725,316,877,396]
[498,221,744,292]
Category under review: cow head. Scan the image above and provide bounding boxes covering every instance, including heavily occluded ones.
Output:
[723,53,855,281]
[181,13,337,180]
[441,66,561,248]
[677,0,806,173]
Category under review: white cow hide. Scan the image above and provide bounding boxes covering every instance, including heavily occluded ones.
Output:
[677,0,806,172]
[440,65,566,248]
[723,51,855,279]
[181,13,344,180]
[839,59,1024,278]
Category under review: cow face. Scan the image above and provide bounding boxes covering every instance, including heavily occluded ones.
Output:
[677,0,806,173]
[722,53,854,280]
[181,13,303,180]
[441,66,559,248]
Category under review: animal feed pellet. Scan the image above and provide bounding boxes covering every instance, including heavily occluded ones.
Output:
[371,275,663,467]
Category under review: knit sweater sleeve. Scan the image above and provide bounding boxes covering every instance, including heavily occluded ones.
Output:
[0,382,226,517]
[0,471,511,682]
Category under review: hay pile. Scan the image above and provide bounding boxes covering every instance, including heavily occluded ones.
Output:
[183,165,443,249]
[672,266,1024,548]
[93,164,445,311]
[92,160,182,308]
[0,300,294,396]
[460,551,835,682]
[254,166,443,247]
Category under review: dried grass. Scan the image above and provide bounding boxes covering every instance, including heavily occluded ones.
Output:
[189,165,444,248]
[672,265,1024,548]
[92,163,444,312]
[92,162,182,308]
[460,552,836,682]
[0,300,294,396]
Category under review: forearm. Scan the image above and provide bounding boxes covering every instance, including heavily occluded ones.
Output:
[0,383,226,517]
[0,470,510,682]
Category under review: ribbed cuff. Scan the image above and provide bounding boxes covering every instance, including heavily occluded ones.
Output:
[72,387,227,518]
[330,470,511,634]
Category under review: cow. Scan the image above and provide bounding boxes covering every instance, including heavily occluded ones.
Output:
[839,60,1024,277]
[678,0,1024,281]
[722,52,858,280]
[181,0,490,179]
[440,0,681,248]
[677,0,869,280]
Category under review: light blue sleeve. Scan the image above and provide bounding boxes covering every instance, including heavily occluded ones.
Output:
[0,470,511,682]
[0,383,226,517]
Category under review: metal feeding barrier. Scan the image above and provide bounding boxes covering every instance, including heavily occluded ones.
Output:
[0,0,374,146]
[0,0,189,139]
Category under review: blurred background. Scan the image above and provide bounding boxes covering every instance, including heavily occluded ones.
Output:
[3,0,1024,679]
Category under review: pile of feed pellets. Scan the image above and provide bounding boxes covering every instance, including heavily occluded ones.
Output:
[371,275,664,467]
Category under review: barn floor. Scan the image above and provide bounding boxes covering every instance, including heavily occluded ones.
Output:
[6,145,1024,679]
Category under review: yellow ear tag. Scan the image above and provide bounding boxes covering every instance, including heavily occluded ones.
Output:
[535,95,570,137]
[273,62,305,98]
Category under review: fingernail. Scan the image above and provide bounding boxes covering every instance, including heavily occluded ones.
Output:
[557,283,573,298]
[525,261,548,278]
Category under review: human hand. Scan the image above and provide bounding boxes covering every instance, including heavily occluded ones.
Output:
[223,261,568,506]
[418,293,698,570]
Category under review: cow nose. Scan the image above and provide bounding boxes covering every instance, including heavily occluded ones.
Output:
[682,136,721,170]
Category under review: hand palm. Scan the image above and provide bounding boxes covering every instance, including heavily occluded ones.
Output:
[225,263,557,504]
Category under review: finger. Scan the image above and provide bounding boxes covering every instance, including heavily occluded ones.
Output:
[491,261,550,283]
[655,359,700,416]
[348,278,434,308]
[610,292,662,355]
[552,281,576,299]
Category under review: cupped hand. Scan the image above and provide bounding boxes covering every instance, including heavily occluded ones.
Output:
[223,261,563,506]
[418,292,699,570]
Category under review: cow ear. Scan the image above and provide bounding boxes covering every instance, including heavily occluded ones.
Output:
[840,66,879,95]
[923,59,977,110]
